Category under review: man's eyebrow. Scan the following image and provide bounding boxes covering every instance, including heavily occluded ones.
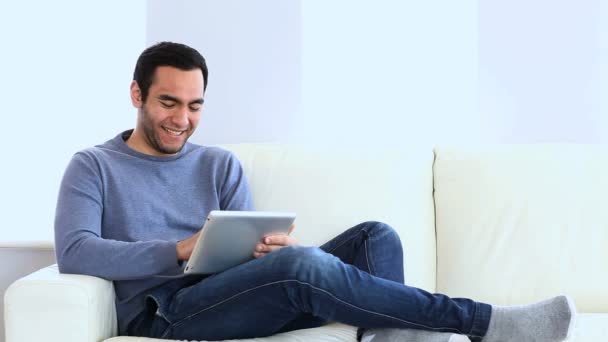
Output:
[157,94,204,105]
[158,94,180,103]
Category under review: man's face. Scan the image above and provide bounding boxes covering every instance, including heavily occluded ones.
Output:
[132,66,204,156]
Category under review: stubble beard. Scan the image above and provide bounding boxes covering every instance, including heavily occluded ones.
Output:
[141,106,188,155]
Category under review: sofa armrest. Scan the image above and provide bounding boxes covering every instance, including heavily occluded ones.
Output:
[4,264,117,342]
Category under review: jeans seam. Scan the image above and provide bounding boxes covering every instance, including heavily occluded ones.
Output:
[156,321,171,339]
[167,279,464,335]
[326,224,375,256]
[160,325,171,339]
[364,240,374,276]
[326,230,364,254]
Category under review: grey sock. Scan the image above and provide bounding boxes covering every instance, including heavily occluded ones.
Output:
[361,328,470,342]
[482,295,576,342]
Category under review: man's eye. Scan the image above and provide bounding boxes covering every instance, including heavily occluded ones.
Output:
[189,106,201,112]
[160,102,175,108]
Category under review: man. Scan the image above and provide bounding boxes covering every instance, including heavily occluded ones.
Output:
[55,42,575,342]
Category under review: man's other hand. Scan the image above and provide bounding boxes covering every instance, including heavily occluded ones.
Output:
[253,224,297,258]
[176,231,201,261]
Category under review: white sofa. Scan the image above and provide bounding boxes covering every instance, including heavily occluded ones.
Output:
[4,143,608,341]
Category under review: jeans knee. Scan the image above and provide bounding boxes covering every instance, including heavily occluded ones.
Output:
[272,246,332,279]
[361,221,404,254]
[275,245,311,258]
[276,245,326,263]
[362,221,400,240]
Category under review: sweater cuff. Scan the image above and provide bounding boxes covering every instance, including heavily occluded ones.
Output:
[156,240,184,275]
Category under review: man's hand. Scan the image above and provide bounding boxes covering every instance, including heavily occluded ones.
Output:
[176,231,200,261]
[253,224,297,258]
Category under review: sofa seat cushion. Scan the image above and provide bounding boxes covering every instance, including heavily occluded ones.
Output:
[569,313,608,341]
[104,322,357,342]
[105,314,607,342]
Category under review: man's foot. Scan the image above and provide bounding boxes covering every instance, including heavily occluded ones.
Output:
[361,328,470,342]
[482,295,576,342]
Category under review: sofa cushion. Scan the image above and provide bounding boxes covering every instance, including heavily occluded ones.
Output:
[222,144,437,291]
[433,144,608,312]
[104,314,608,342]
[104,322,356,342]
[568,313,608,341]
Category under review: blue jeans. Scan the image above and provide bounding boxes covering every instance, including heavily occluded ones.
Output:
[128,221,491,340]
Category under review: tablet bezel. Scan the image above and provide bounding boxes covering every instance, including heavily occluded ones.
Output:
[184,210,296,274]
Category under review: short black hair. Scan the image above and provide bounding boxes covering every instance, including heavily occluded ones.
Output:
[133,41,208,103]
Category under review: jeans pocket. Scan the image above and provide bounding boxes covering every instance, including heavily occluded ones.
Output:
[145,293,171,322]
[144,295,172,338]
[127,296,170,338]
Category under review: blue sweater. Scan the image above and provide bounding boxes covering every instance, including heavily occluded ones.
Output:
[54,130,253,334]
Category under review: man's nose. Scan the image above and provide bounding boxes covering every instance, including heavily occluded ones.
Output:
[171,107,189,127]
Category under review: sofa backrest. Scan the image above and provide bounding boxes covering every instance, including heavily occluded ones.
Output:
[433,144,608,312]
[222,144,437,292]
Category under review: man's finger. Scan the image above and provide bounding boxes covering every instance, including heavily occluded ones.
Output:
[264,235,289,246]
[265,245,282,253]
[255,243,281,253]
[255,243,265,252]
[253,251,268,258]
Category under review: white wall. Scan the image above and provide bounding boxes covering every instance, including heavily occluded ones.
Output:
[0,2,145,339]
[146,0,302,145]
[0,1,146,243]
[479,0,608,143]
[147,0,608,148]
[146,0,480,148]
[297,1,479,149]
[2,0,608,243]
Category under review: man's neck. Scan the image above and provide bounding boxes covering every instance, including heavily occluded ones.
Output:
[124,129,160,156]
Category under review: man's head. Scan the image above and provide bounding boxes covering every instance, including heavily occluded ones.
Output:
[128,42,208,156]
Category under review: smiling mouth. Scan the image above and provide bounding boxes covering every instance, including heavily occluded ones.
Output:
[163,127,186,136]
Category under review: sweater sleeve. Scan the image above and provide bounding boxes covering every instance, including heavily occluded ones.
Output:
[219,152,254,211]
[54,152,183,280]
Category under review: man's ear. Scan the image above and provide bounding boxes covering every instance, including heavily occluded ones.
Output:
[130,80,143,108]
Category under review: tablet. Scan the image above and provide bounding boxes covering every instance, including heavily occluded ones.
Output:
[184,210,296,274]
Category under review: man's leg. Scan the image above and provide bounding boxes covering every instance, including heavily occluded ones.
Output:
[279,221,405,332]
[322,224,575,342]
[319,222,471,342]
[319,221,404,283]
[129,222,395,337]
[136,243,490,340]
